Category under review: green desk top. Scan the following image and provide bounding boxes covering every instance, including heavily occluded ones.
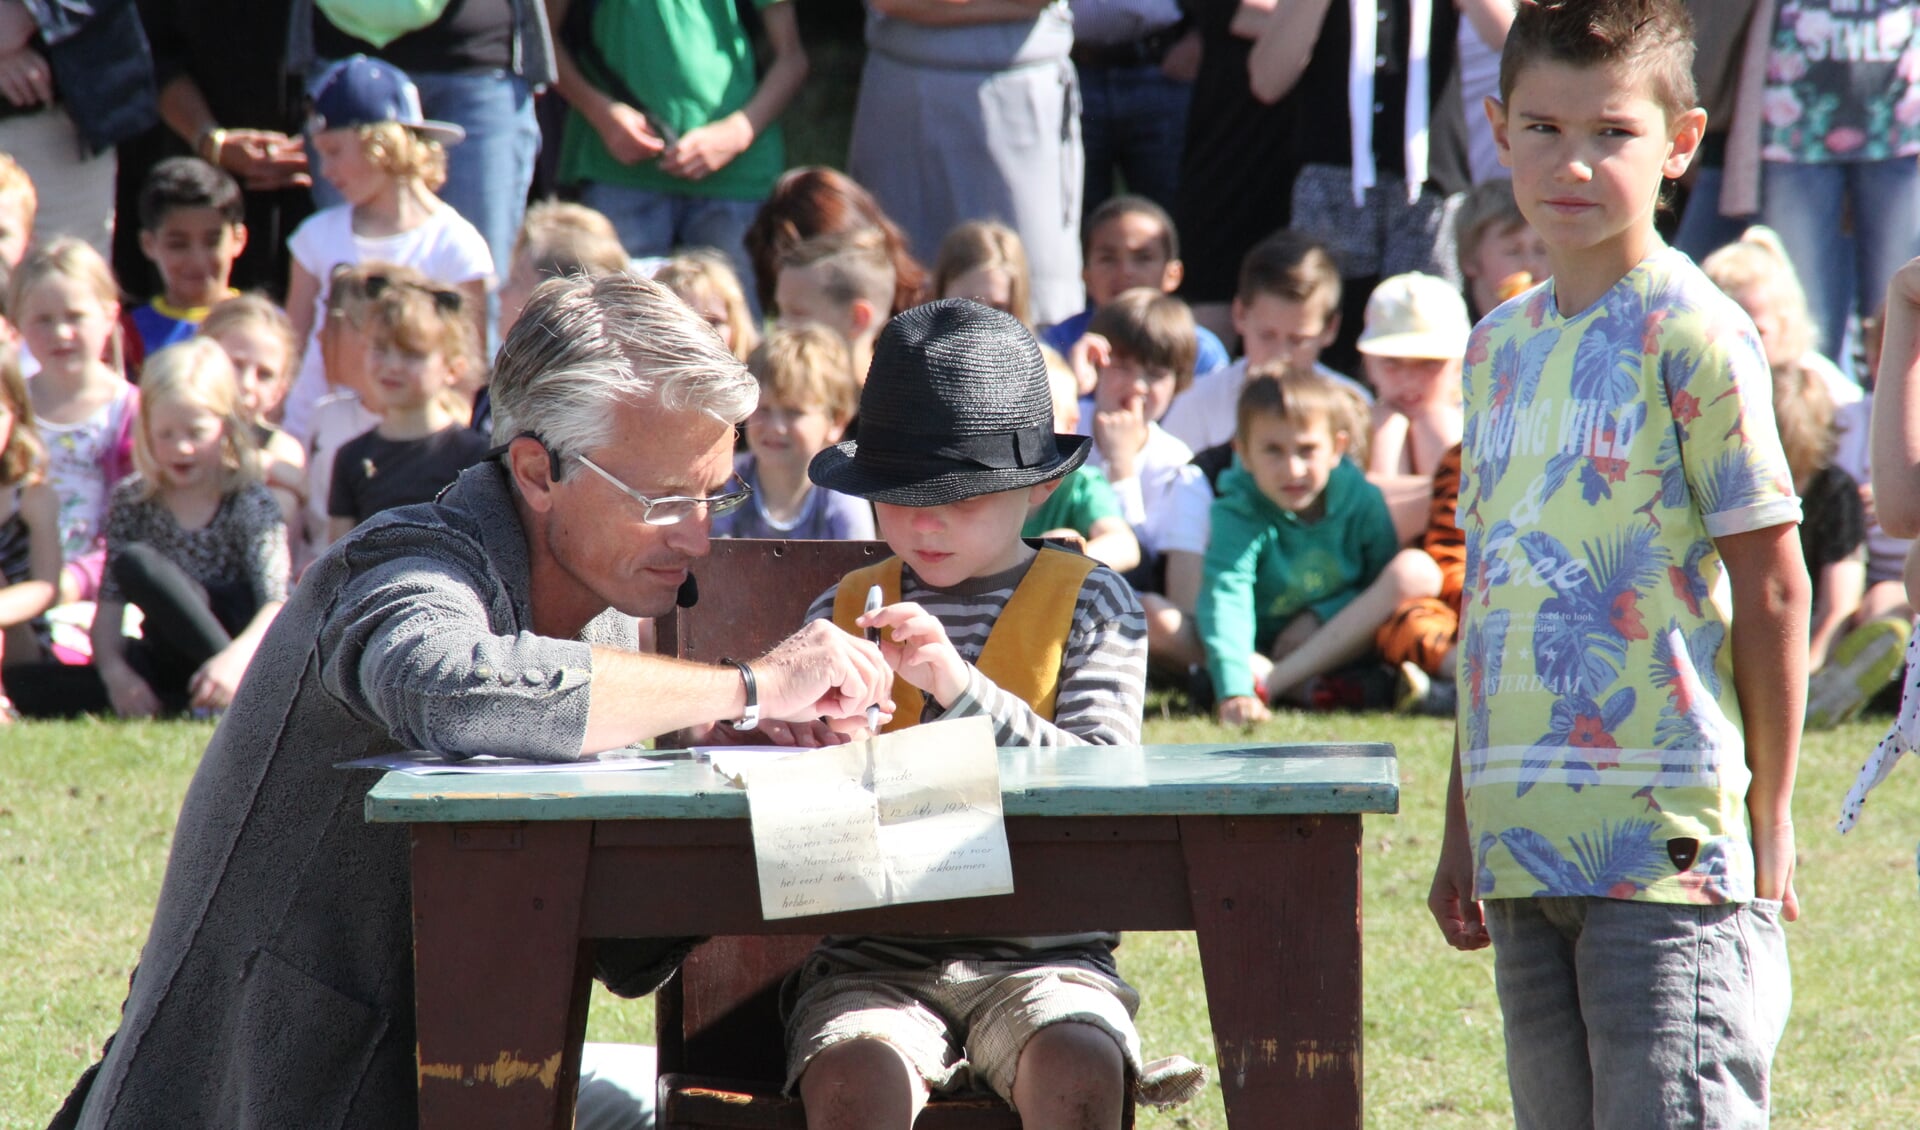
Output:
[364,743,1398,823]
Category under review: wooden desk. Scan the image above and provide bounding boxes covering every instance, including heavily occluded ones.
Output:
[367,741,1398,1129]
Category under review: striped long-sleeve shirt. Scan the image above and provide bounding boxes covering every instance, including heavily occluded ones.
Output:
[804,554,1146,748]
[803,550,1146,966]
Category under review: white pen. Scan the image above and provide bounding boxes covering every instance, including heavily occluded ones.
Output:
[864,584,884,732]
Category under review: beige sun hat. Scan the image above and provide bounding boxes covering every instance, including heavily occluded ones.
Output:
[1355,272,1472,360]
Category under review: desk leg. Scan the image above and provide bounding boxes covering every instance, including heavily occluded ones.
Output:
[412,821,595,1130]
[1181,814,1362,1128]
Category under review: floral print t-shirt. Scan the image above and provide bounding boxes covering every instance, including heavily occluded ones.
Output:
[1457,248,1802,906]
[1764,0,1920,163]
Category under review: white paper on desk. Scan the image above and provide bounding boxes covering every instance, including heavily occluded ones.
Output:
[740,714,1014,920]
[690,745,804,784]
[333,750,669,775]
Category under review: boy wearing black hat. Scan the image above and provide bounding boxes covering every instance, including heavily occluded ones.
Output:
[793,299,1198,1126]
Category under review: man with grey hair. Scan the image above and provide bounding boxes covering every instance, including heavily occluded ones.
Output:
[51,273,892,1129]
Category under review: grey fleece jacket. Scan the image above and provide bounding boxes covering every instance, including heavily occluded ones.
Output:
[55,462,677,1129]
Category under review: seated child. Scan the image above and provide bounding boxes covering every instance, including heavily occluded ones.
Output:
[1026,348,1141,573]
[200,295,306,536]
[796,297,1201,1123]
[1377,443,1464,715]
[656,250,761,361]
[1357,272,1470,543]
[472,202,632,436]
[1196,369,1401,724]
[91,339,288,717]
[0,152,33,278]
[327,274,489,539]
[301,264,390,567]
[1704,226,1859,407]
[933,219,1034,326]
[1077,287,1210,589]
[1161,229,1372,454]
[0,345,60,717]
[497,200,629,337]
[1454,179,1551,321]
[1040,194,1229,378]
[123,157,246,376]
[714,325,875,540]
[776,227,896,382]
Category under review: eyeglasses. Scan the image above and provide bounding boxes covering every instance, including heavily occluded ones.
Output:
[573,453,753,527]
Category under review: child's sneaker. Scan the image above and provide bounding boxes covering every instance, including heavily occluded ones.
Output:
[1808,618,1911,730]
[1394,661,1458,716]
[1304,664,1395,711]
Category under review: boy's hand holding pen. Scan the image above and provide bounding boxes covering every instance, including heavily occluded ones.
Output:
[857,590,971,710]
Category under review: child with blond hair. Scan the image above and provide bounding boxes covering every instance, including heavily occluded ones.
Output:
[92,339,288,717]
[714,325,872,540]
[657,251,760,361]
[281,56,492,444]
[0,344,59,717]
[775,228,896,382]
[497,200,629,336]
[933,220,1034,326]
[327,275,488,539]
[200,295,305,535]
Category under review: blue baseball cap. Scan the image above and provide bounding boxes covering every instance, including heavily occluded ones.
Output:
[308,55,465,145]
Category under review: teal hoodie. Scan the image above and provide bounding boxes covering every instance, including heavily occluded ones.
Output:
[1196,458,1399,700]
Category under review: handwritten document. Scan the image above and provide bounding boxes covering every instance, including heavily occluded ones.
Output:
[740,715,1014,920]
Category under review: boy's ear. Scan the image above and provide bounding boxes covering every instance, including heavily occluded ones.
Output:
[1663,107,1709,180]
[849,298,879,337]
[1029,478,1064,508]
[229,222,249,259]
[1331,429,1351,457]
[1485,96,1512,168]
[1161,258,1185,292]
[1229,295,1247,336]
[136,229,157,264]
[1320,308,1342,344]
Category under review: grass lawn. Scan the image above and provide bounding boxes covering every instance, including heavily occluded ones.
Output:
[5,709,1920,1128]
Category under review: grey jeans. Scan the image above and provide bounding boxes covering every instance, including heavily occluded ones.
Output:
[1486,896,1791,1130]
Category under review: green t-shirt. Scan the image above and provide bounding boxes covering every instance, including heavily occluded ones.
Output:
[558,0,787,200]
[1022,465,1122,540]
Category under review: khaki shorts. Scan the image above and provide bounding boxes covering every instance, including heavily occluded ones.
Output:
[783,953,1142,1103]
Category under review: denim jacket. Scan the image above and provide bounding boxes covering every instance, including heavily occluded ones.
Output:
[22,0,157,154]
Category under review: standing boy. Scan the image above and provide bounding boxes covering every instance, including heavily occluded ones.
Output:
[1195,369,1400,724]
[126,157,246,374]
[796,299,1201,1127]
[1429,2,1809,1126]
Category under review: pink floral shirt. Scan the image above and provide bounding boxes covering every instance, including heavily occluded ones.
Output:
[1764,0,1920,162]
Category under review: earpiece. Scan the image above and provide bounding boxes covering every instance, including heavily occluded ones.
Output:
[677,573,699,608]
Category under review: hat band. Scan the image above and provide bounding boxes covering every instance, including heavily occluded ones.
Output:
[858,422,1058,475]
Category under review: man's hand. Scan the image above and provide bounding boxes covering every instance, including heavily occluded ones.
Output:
[753,619,892,727]
[0,46,51,109]
[592,101,668,165]
[1752,817,1801,921]
[660,113,754,180]
[214,130,311,191]
[859,601,969,709]
[1217,694,1269,726]
[1160,29,1202,83]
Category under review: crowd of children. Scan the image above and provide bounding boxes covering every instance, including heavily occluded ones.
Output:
[12,0,1920,1120]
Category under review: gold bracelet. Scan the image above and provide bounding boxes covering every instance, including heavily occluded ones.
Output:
[199,126,227,165]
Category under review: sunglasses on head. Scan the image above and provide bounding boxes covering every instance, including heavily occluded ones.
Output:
[328,264,463,314]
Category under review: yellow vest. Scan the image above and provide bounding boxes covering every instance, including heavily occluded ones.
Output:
[831,547,1098,733]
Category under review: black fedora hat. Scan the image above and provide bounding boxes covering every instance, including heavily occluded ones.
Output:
[809,299,1089,506]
